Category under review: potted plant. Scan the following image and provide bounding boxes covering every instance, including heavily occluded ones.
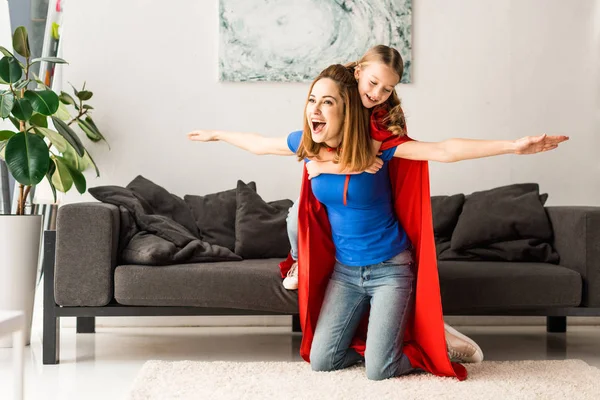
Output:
[0,26,108,347]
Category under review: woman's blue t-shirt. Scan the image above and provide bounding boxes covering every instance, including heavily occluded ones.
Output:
[287,130,410,266]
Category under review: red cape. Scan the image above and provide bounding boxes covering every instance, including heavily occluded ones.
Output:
[281,135,467,380]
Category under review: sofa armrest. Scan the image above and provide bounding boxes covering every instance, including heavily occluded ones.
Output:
[547,206,600,307]
[55,202,120,306]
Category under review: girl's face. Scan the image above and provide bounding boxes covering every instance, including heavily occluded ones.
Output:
[305,78,345,147]
[354,62,400,109]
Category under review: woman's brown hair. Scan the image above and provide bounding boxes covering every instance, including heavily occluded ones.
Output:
[297,64,372,172]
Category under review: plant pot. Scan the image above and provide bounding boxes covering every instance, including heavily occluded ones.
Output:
[0,214,42,347]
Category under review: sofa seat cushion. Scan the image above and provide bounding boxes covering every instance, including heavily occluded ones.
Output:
[438,261,582,312]
[114,259,297,313]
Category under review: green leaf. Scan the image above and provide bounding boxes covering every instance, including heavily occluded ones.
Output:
[0,46,14,58]
[5,132,50,186]
[45,162,57,202]
[12,26,31,58]
[29,113,48,128]
[63,144,90,171]
[51,157,73,192]
[54,102,71,121]
[11,98,33,121]
[0,91,14,118]
[51,116,85,156]
[33,127,68,153]
[76,90,93,101]
[69,82,79,97]
[0,57,23,83]
[13,79,30,90]
[82,104,94,110]
[84,150,100,177]
[30,57,68,65]
[62,158,86,193]
[78,118,101,142]
[24,90,59,116]
[59,91,76,105]
[0,130,16,141]
[8,115,20,130]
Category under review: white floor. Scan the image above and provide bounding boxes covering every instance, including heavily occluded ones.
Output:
[1,322,600,400]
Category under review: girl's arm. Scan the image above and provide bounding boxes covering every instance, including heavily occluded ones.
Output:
[306,157,384,180]
[306,138,385,179]
[187,130,294,156]
[393,134,569,162]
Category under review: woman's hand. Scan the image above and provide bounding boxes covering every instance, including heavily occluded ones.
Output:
[514,134,569,155]
[187,130,220,142]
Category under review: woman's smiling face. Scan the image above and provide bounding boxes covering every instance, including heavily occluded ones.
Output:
[305,77,345,148]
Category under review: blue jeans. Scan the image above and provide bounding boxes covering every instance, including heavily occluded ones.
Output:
[310,250,416,381]
[286,198,300,260]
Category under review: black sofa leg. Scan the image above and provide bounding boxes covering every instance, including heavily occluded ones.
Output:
[292,314,302,333]
[43,230,60,364]
[77,317,96,333]
[43,314,60,365]
[547,316,567,333]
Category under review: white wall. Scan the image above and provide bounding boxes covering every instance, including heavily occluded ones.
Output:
[52,0,599,327]
[59,0,599,206]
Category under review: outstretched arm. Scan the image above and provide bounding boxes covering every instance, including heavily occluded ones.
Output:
[393,134,569,162]
[187,130,294,156]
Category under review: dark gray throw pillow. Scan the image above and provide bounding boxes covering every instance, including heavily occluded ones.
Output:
[431,194,465,241]
[234,180,292,259]
[126,175,200,237]
[450,183,552,251]
[184,181,257,251]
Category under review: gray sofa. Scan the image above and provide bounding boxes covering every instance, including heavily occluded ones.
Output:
[43,201,600,365]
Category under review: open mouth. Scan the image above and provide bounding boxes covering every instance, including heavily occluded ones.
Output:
[311,120,326,134]
[366,94,378,104]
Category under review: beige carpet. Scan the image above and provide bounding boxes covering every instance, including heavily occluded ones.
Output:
[128,359,600,400]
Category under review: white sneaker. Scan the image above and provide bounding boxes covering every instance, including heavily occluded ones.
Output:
[445,323,484,363]
[282,262,298,290]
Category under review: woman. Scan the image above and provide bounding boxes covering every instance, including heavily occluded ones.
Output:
[187,64,568,380]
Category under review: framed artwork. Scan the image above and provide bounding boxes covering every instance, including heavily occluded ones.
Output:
[219,0,412,83]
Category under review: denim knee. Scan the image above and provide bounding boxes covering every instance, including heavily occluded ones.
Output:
[365,366,392,381]
[310,351,335,372]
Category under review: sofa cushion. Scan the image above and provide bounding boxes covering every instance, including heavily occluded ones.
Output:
[438,261,581,311]
[451,183,552,250]
[235,180,293,259]
[114,259,297,313]
[184,181,257,252]
[127,175,200,238]
[436,238,559,264]
[431,194,465,241]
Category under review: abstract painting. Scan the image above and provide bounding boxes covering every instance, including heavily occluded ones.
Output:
[219,0,412,83]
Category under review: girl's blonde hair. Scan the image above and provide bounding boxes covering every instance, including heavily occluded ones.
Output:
[346,45,407,136]
[298,64,372,172]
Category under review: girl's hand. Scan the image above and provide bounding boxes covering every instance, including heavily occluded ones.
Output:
[514,134,569,155]
[187,130,220,142]
[306,161,322,180]
[365,157,384,174]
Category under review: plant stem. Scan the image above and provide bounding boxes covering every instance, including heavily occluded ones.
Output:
[67,110,88,126]
[17,184,24,215]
